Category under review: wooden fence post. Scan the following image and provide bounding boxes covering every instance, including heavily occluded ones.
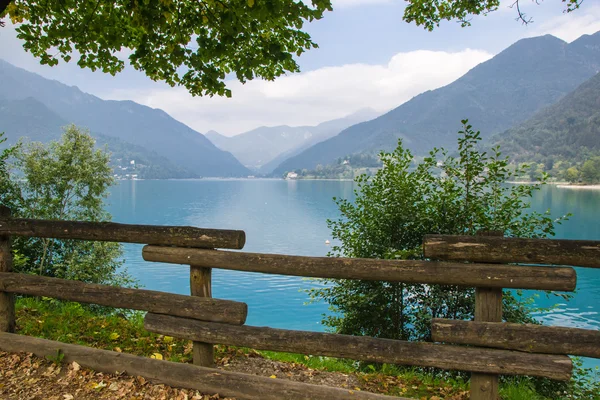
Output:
[0,206,15,333]
[190,265,214,367]
[470,231,503,400]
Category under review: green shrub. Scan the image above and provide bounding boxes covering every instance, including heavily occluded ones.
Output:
[310,120,567,341]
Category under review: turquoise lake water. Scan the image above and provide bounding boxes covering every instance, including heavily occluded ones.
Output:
[107,179,600,368]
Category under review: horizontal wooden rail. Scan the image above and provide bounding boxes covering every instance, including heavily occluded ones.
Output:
[432,319,600,359]
[0,218,246,249]
[424,234,600,269]
[0,272,247,325]
[144,313,572,380]
[142,246,576,291]
[0,333,403,400]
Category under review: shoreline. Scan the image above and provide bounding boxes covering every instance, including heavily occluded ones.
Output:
[117,178,600,187]
[556,184,600,190]
[507,181,600,189]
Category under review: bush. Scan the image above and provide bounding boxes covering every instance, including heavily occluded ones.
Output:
[310,120,567,341]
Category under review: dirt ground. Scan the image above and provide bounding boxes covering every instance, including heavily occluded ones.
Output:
[0,350,369,400]
[220,351,362,390]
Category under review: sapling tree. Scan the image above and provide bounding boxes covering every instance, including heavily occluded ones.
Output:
[3,125,132,286]
[310,120,568,341]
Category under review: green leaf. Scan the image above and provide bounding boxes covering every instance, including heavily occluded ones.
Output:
[9,0,333,97]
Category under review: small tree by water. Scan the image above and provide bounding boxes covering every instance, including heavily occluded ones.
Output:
[310,120,568,341]
[2,126,133,287]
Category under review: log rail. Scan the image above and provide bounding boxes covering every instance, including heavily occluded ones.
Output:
[0,210,599,400]
[0,272,247,325]
[0,217,246,250]
[144,313,572,380]
[423,234,600,269]
[142,246,577,291]
[432,319,600,359]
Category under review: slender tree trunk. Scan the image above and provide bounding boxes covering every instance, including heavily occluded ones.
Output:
[39,238,52,276]
[399,283,405,340]
[392,282,400,339]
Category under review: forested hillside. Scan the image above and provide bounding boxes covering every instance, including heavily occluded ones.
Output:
[0,60,250,177]
[0,97,195,179]
[493,72,600,183]
[274,32,600,175]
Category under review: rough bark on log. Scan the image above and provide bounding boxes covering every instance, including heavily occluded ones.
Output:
[144,313,572,381]
[432,319,600,359]
[471,286,503,400]
[0,333,404,400]
[424,234,600,269]
[0,218,245,249]
[470,230,503,400]
[142,246,576,291]
[0,206,14,333]
[0,272,247,325]
[190,265,214,367]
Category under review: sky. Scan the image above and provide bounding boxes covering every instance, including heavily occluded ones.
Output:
[2,0,600,136]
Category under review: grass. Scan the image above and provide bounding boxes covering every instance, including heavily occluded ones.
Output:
[11,297,600,400]
[499,381,546,400]
[15,297,194,362]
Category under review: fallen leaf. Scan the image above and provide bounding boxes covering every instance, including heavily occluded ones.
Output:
[91,381,107,390]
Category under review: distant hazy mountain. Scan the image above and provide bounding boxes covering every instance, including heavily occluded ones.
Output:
[274,31,600,174]
[0,97,195,179]
[492,71,600,161]
[206,108,380,172]
[0,97,65,143]
[0,60,250,177]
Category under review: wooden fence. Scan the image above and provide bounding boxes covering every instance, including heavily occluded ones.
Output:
[0,204,598,400]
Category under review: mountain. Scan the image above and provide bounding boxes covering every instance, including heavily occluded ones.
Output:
[205,130,229,145]
[205,109,380,172]
[274,32,600,175]
[0,97,195,179]
[0,97,65,143]
[492,71,600,162]
[0,59,250,177]
[259,109,381,175]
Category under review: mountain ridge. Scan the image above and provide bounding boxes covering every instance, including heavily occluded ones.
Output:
[273,32,600,175]
[205,108,380,172]
[492,71,600,162]
[0,96,196,179]
[0,59,250,177]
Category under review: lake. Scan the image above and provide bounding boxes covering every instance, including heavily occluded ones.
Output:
[107,179,600,368]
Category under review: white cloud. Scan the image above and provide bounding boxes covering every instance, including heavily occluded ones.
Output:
[106,49,492,135]
[530,4,600,42]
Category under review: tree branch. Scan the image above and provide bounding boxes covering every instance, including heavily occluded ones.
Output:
[509,0,533,25]
[0,0,13,27]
